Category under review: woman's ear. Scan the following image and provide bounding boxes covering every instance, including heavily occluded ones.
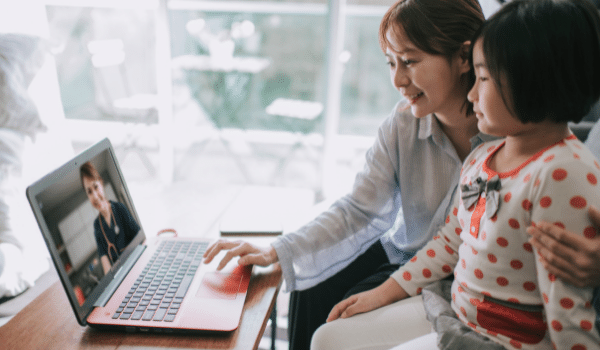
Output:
[457,40,472,74]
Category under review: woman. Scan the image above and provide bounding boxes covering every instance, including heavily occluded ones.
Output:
[203,0,600,348]
[80,161,140,274]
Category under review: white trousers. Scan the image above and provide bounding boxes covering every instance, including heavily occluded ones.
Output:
[310,295,437,350]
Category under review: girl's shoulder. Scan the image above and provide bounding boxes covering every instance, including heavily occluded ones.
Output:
[534,136,600,177]
[462,138,505,169]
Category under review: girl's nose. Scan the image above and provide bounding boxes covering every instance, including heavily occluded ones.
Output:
[467,83,477,103]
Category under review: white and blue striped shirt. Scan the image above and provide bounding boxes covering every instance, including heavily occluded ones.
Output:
[272,102,496,291]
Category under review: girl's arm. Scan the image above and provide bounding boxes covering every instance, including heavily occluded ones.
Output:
[327,277,409,321]
[530,161,600,348]
[327,191,464,321]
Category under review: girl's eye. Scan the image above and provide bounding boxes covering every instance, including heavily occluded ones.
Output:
[386,61,395,68]
[401,59,415,66]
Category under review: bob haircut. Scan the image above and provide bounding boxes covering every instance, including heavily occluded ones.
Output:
[473,0,600,124]
[378,0,485,115]
[80,161,103,188]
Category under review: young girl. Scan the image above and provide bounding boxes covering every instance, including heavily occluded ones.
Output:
[325,0,600,349]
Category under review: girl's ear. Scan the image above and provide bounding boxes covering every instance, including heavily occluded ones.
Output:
[457,40,472,74]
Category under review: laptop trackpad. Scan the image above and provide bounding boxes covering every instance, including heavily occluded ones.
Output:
[196,272,243,300]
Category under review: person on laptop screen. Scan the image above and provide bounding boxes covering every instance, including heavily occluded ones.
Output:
[80,161,140,274]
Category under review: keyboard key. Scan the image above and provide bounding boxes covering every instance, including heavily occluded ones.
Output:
[153,308,167,321]
[142,310,155,321]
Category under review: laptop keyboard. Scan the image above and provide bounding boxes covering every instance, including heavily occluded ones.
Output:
[112,240,208,322]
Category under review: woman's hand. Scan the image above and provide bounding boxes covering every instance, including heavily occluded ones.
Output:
[527,206,600,288]
[326,278,409,322]
[203,239,279,270]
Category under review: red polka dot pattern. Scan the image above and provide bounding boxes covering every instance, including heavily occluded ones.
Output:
[570,196,587,209]
[584,226,597,239]
[581,320,593,331]
[551,320,563,331]
[393,140,600,350]
[510,260,523,269]
[540,196,552,208]
[553,222,566,229]
[552,168,567,181]
[523,282,536,292]
[560,298,574,309]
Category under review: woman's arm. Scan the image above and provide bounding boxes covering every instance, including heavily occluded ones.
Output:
[527,205,600,288]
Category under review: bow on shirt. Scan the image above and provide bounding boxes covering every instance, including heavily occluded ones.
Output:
[460,175,502,218]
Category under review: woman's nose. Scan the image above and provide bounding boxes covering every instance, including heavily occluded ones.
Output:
[393,69,410,89]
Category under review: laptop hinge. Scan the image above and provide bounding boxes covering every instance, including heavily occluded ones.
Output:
[94,245,146,307]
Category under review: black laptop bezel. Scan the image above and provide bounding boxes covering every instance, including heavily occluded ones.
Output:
[25,138,147,326]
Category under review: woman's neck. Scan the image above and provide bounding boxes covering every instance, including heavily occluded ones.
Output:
[490,122,571,173]
[436,112,480,162]
[100,201,111,223]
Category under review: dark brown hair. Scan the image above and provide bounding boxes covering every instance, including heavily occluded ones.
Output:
[80,161,103,189]
[474,0,600,124]
[379,0,485,114]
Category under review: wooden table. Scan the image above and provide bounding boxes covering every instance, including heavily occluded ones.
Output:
[0,263,282,350]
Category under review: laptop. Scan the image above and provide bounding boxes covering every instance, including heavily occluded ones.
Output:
[26,138,252,333]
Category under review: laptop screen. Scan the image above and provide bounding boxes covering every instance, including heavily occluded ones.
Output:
[27,138,146,323]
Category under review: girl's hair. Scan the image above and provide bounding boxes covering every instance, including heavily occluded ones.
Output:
[473,0,600,124]
[80,161,103,188]
[378,0,485,115]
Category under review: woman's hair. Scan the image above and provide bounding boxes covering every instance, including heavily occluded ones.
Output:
[473,0,600,124]
[378,0,485,114]
[80,161,103,188]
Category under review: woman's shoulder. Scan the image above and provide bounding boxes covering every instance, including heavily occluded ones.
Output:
[383,102,418,128]
[110,200,126,210]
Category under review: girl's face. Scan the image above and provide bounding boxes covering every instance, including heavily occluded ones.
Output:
[467,40,523,136]
[385,26,471,120]
[83,176,108,213]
